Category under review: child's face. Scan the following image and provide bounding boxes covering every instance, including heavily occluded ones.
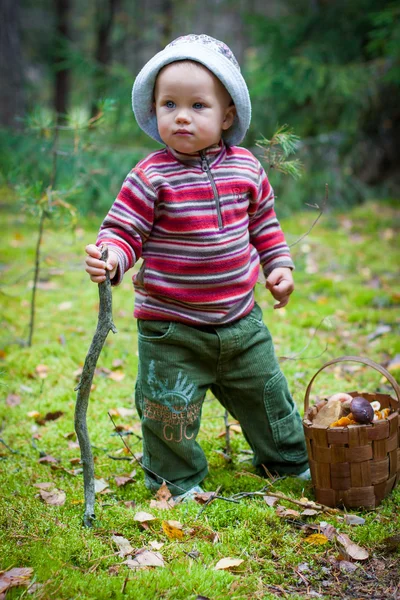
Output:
[154,61,236,153]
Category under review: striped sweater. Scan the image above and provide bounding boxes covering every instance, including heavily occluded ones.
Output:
[96,141,294,325]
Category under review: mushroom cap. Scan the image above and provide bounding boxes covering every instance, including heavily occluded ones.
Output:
[350,396,374,424]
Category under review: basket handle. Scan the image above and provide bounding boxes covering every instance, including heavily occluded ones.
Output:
[304,355,400,413]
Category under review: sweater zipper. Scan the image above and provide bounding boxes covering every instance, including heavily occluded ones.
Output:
[200,151,223,230]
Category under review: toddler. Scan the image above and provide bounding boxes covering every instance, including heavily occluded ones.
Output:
[85,34,309,497]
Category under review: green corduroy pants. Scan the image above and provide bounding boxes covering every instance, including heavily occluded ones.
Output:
[135,303,308,494]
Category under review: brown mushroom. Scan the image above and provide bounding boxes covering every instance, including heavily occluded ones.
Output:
[350,396,374,424]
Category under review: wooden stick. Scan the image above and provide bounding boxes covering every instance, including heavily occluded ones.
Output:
[74,245,117,527]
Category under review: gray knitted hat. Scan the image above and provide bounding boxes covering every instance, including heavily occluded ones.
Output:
[132,34,251,147]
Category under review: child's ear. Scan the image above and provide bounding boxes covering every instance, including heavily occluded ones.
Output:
[222,105,236,131]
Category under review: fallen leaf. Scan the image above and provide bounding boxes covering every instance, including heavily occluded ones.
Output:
[134,511,157,523]
[336,533,369,561]
[68,441,80,449]
[0,568,33,594]
[38,455,59,465]
[263,495,279,507]
[108,371,125,382]
[214,557,244,571]
[193,492,215,504]
[94,478,109,494]
[124,549,164,568]
[123,501,136,509]
[304,533,330,546]
[386,354,400,373]
[276,505,301,518]
[301,509,320,517]
[39,488,66,506]
[366,324,391,341]
[339,560,358,573]
[27,411,41,419]
[6,394,21,407]
[70,457,81,465]
[112,534,134,557]
[35,364,49,378]
[155,482,172,503]
[42,411,64,422]
[344,514,365,526]
[112,359,125,368]
[115,407,135,418]
[33,482,54,489]
[162,520,184,540]
[114,476,135,487]
[149,540,164,550]
[150,499,174,510]
[58,301,73,311]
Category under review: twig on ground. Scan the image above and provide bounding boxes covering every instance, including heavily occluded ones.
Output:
[0,438,20,454]
[232,488,342,515]
[74,245,117,527]
[223,409,232,461]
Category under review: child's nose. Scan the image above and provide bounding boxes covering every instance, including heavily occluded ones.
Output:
[175,108,191,124]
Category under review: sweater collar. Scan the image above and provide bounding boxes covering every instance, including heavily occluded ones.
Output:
[166,140,227,169]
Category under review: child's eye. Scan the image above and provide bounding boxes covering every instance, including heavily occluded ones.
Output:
[165,101,175,109]
[193,102,204,109]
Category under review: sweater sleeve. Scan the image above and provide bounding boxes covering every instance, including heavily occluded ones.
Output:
[248,163,294,278]
[96,168,157,285]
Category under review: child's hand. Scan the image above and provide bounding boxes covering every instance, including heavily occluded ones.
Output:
[85,244,118,283]
[265,267,294,309]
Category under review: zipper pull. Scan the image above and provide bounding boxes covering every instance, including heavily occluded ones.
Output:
[200,152,208,172]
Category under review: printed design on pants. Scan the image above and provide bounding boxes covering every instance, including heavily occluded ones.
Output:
[142,360,202,443]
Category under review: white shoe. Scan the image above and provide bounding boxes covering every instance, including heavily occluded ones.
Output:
[296,468,311,480]
[172,485,204,503]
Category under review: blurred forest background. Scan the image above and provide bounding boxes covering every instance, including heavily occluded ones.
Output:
[1,0,399,216]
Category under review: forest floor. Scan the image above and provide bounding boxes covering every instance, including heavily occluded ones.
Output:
[1,195,399,599]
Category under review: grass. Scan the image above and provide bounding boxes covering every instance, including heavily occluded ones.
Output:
[1,192,399,599]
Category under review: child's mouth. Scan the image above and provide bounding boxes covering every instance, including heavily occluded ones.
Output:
[174,130,192,136]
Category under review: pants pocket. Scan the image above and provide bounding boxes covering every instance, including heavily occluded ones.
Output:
[264,371,307,463]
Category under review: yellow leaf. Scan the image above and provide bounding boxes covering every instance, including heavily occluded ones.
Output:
[162,520,184,540]
[304,533,329,546]
[214,557,244,570]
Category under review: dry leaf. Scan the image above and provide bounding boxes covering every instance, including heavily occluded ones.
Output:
[339,560,358,573]
[35,364,49,378]
[263,495,279,507]
[94,478,109,494]
[276,505,301,518]
[0,568,33,594]
[149,540,164,550]
[38,455,59,465]
[27,411,40,419]
[336,533,369,561]
[134,511,157,523]
[214,557,244,571]
[33,482,54,489]
[155,482,172,502]
[114,476,135,487]
[344,514,365,526]
[124,549,164,568]
[304,533,329,546]
[112,534,134,557]
[115,407,135,418]
[301,509,320,517]
[162,520,184,540]
[123,501,136,509]
[108,371,125,382]
[39,488,66,506]
[150,499,174,510]
[6,394,21,407]
[193,492,215,504]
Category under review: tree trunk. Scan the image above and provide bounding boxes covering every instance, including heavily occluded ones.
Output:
[91,0,120,116]
[54,0,71,120]
[0,0,24,129]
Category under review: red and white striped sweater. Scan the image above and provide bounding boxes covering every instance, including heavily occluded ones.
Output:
[96,141,294,324]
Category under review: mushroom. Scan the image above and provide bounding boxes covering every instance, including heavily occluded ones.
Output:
[350,396,374,424]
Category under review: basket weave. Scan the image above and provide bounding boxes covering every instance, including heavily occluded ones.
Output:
[303,356,400,509]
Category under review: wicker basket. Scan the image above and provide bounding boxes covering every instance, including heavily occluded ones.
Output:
[303,356,400,509]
